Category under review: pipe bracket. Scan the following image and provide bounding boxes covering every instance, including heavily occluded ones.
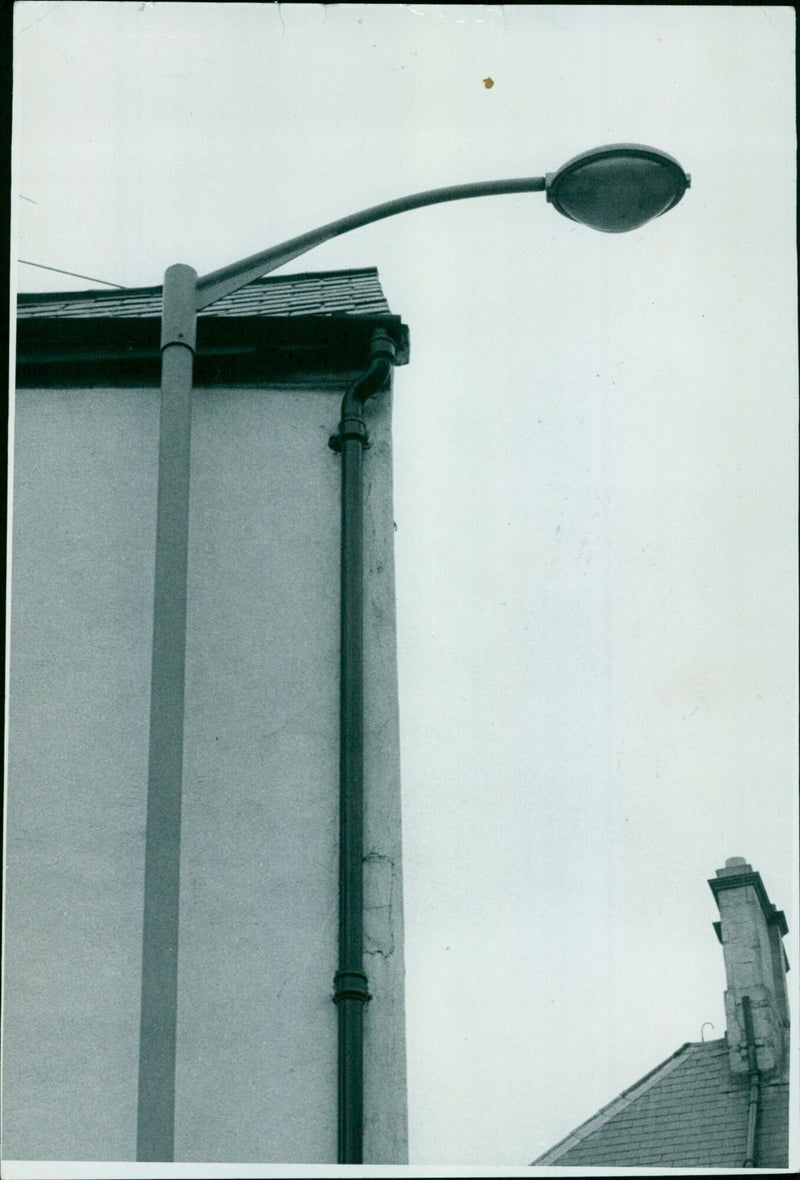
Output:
[329,416,370,452]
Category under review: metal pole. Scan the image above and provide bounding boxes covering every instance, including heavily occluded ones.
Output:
[137,263,198,1162]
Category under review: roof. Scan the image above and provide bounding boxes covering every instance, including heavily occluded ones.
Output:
[532,1038,789,1169]
[15,267,409,385]
[16,267,391,320]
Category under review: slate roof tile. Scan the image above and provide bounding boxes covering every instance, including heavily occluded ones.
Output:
[532,1039,789,1169]
[17,268,391,320]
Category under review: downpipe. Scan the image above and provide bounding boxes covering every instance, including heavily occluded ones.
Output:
[742,996,761,1168]
[329,329,396,1163]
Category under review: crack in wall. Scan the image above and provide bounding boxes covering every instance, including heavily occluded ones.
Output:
[363,852,395,958]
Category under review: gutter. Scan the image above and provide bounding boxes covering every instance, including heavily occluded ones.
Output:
[329,328,397,1163]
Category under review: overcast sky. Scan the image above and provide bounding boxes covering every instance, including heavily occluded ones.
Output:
[10,3,798,1172]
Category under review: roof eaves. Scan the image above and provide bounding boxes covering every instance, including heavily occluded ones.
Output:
[530,1042,701,1166]
[15,309,410,383]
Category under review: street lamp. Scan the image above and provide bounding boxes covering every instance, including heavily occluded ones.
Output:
[546,143,689,231]
[136,144,690,1165]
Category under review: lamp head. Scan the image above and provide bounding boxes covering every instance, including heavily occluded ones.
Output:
[546,144,690,233]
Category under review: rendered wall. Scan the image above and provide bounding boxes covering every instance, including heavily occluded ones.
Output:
[3,373,407,1163]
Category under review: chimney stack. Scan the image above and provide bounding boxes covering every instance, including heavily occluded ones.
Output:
[709,857,790,1078]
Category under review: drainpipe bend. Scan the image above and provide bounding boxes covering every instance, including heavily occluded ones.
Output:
[330,329,398,452]
[742,995,761,1168]
[330,328,396,1164]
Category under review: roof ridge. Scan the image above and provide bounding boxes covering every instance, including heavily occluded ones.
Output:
[530,1042,706,1165]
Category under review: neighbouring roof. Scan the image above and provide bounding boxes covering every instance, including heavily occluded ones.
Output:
[16,267,392,320]
[15,268,409,385]
[531,1038,789,1169]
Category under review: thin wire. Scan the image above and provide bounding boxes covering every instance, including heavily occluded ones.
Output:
[18,260,126,289]
[15,1,65,38]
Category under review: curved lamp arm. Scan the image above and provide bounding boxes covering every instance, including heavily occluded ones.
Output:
[193,142,690,310]
[196,176,546,310]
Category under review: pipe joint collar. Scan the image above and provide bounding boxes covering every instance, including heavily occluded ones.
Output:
[333,970,371,1004]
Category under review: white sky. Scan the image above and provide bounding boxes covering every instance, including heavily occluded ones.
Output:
[10,3,798,1172]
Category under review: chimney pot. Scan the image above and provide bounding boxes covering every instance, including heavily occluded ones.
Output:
[716,857,753,878]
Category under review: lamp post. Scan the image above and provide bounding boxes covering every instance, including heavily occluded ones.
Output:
[136,144,690,1164]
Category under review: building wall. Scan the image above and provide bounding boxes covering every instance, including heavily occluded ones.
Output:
[3,373,407,1163]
